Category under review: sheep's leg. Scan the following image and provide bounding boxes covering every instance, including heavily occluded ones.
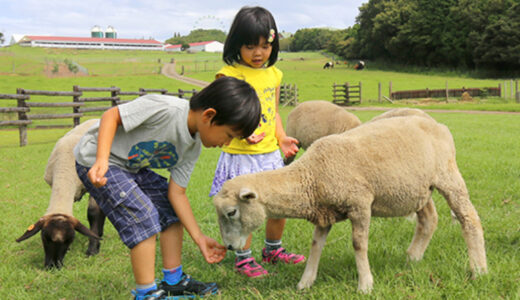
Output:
[86,196,105,256]
[407,197,438,261]
[297,225,331,290]
[349,207,373,293]
[436,167,487,276]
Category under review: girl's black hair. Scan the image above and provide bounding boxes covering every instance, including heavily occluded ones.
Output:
[223,6,279,67]
[190,76,261,138]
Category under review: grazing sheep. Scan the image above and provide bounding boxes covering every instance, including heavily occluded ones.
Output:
[284,100,361,164]
[16,119,103,269]
[214,116,487,293]
[323,61,334,69]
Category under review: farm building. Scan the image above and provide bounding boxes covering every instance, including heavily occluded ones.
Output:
[188,41,223,52]
[17,35,164,51]
[164,44,183,52]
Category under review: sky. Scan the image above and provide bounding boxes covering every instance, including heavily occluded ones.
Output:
[0,0,368,43]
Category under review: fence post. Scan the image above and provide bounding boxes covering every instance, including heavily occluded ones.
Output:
[178,89,185,99]
[389,81,393,99]
[445,81,449,102]
[345,82,350,103]
[73,85,81,126]
[359,81,362,103]
[378,82,381,103]
[511,79,514,99]
[498,83,502,97]
[16,88,28,147]
[111,86,119,106]
[515,80,520,103]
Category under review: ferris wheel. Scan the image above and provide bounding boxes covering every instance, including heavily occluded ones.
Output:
[193,15,227,32]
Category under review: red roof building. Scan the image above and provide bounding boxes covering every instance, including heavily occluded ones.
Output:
[19,35,164,51]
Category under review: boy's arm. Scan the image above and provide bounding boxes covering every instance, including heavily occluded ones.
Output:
[168,179,226,264]
[87,106,121,188]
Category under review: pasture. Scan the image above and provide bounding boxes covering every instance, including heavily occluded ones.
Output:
[0,47,519,299]
[1,109,519,299]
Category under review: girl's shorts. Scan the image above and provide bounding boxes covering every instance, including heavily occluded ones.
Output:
[209,150,284,197]
[76,162,179,249]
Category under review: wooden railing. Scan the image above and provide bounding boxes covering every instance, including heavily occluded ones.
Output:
[0,86,197,146]
[332,82,362,106]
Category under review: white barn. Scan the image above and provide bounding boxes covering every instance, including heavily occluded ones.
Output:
[18,35,164,51]
[188,41,223,53]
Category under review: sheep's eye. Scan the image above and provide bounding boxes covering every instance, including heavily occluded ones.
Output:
[227,209,237,218]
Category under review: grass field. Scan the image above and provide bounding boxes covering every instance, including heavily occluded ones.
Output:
[0,46,519,299]
[1,108,519,299]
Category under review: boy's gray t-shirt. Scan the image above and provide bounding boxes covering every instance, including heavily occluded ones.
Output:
[74,94,202,188]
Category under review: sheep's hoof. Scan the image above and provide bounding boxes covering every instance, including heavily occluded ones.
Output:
[296,280,313,290]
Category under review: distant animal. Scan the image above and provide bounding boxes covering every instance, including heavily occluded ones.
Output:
[354,60,365,70]
[323,61,334,69]
[214,116,487,293]
[16,119,105,269]
[284,100,361,165]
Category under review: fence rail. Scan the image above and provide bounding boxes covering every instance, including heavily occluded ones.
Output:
[0,86,198,146]
[332,82,362,106]
[390,86,501,100]
[279,84,298,106]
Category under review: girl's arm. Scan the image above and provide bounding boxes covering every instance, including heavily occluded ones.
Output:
[168,180,226,264]
[87,106,121,187]
[274,85,299,158]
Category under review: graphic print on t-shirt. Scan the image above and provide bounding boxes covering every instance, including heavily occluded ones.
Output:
[127,141,179,169]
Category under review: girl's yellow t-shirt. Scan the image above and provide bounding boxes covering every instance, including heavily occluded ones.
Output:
[217,64,282,154]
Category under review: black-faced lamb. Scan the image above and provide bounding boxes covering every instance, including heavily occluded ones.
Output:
[284,100,361,164]
[16,119,104,269]
[213,116,487,293]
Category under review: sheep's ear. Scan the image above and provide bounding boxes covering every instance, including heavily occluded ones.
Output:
[239,188,257,202]
[70,217,101,240]
[16,219,45,242]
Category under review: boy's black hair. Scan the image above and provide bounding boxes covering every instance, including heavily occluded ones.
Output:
[223,6,279,67]
[190,76,261,138]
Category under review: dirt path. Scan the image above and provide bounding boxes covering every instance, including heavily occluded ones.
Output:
[161,63,209,88]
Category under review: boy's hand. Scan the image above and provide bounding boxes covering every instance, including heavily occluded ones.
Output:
[246,132,266,144]
[279,136,299,158]
[196,235,227,264]
[87,160,109,188]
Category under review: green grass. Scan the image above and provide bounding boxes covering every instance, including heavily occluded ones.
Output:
[1,108,519,299]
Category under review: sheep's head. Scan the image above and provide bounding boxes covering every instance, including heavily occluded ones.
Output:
[16,214,100,269]
[213,185,266,251]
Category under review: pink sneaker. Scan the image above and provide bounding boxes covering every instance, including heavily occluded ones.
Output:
[262,247,306,264]
[234,257,268,278]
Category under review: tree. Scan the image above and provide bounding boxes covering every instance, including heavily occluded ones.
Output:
[0,32,4,45]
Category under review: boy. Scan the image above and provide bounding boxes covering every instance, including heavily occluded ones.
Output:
[74,77,261,299]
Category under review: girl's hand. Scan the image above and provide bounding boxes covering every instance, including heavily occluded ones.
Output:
[87,160,109,188]
[196,234,227,264]
[279,136,299,158]
[246,132,266,144]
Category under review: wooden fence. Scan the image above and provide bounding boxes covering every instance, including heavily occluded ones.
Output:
[0,86,197,146]
[332,82,362,106]
[279,83,298,107]
[390,86,501,100]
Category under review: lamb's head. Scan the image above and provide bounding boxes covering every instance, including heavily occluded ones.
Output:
[213,182,266,251]
[16,214,100,269]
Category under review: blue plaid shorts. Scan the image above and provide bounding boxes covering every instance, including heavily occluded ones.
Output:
[76,162,179,249]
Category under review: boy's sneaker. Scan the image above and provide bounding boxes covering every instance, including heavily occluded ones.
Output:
[234,257,268,278]
[131,289,166,300]
[262,247,306,265]
[159,273,218,298]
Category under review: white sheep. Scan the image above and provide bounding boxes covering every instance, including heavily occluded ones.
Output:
[16,119,102,268]
[369,107,435,122]
[213,116,487,293]
[284,100,361,164]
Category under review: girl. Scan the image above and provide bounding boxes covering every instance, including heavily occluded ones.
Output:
[209,6,305,278]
